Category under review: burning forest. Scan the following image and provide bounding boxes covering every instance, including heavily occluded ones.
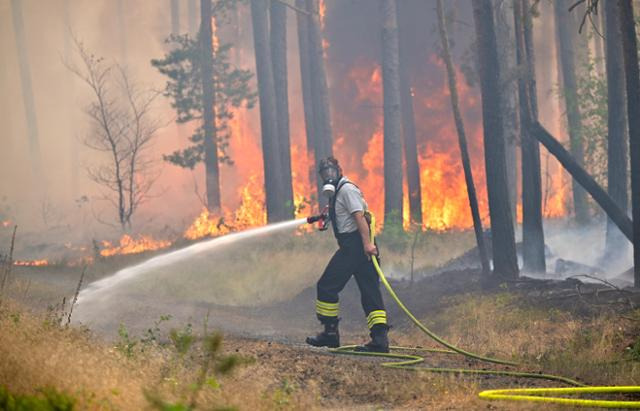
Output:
[1,0,640,409]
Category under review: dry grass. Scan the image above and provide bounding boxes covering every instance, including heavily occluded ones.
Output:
[103,228,475,307]
[2,228,638,409]
[0,299,480,410]
[2,289,638,410]
[396,293,640,388]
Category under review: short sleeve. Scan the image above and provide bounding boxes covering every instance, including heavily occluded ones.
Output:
[339,184,365,214]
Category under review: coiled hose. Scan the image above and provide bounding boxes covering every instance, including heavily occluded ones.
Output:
[329,213,640,408]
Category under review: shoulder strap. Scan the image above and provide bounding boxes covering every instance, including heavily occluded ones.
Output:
[329,180,357,237]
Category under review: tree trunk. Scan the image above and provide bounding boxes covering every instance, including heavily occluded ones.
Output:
[532,122,632,241]
[270,1,294,218]
[200,0,221,213]
[619,0,640,287]
[514,0,545,273]
[188,0,198,36]
[307,0,333,207]
[171,0,180,35]
[436,0,490,276]
[380,0,404,231]
[593,5,605,77]
[493,0,519,227]
[604,0,629,257]
[398,0,423,229]
[472,0,519,279]
[295,0,318,202]
[10,0,44,189]
[117,0,127,64]
[554,0,589,224]
[63,0,78,199]
[251,0,286,222]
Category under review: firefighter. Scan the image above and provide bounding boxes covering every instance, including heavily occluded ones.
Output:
[306,157,389,353]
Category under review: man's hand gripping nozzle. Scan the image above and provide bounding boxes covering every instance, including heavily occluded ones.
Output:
[306,205,330,231]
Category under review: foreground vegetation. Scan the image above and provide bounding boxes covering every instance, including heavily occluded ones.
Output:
[1,286,639,410]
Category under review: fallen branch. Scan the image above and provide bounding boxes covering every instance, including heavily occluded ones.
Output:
[66,265,87,326]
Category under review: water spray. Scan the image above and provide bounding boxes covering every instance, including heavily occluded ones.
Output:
[75,218,307,310]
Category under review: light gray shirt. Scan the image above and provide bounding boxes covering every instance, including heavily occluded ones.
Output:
[334,177,368,234]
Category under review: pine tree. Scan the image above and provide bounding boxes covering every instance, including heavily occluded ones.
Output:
[151,1,256,212]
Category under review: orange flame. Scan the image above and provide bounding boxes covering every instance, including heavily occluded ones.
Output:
[340,57,569,232]
[14,259,49,267]
[100,234,171,257]
[1,221,11,228]
[184,174,267,240]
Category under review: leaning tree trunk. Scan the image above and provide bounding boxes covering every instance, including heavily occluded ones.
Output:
[532,122,632,241]
[398,0,423,229]
[250,0,286,222]
[619,0,640,287]
[270,0,294,218]
[493,0,519,227]
[200,0,221,213]
[170,0,180,35]
[554,0,589,224]
[514,0,546,273]
[436,0,490,276]
[604,0,629,258]
[472,0,519,279]
[296,0,318,200]
[381,0,404,231]
[10,0,44,190]
[307,0,333,207]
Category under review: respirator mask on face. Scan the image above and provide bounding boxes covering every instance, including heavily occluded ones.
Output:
[319,164,341,199]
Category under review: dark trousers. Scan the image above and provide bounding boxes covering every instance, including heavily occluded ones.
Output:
[316,231,386,325]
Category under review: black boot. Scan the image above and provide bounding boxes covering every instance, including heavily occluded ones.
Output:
[306,320,340,348]
[355,324,389,353]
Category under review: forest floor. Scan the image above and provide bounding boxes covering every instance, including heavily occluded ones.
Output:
[1,229,640,410]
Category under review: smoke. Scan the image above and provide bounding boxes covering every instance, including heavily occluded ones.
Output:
[523,219,633,286]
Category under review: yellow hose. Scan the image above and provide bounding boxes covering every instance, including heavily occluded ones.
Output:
[328,213,640,408]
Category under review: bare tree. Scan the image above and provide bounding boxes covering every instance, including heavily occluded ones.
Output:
[493,0,519,226]
[295,0,317,199]
[271,0,295,217]
[554,0,589,224]
[170,0,180,35]
[250,0,288,222]
[398,0,423,228]
[66,42,161,231]
[200,0,220,213]
[381,0,404,231]
[604,0,629,258]
[188,0,198,36]
[10,0,44,190]
[619,0,640,287]
[436,0,490,276]
[514,0,545,273]
[307,0,334,206]
[472,0,519,279]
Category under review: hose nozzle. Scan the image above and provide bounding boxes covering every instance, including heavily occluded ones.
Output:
[307,206,329,231]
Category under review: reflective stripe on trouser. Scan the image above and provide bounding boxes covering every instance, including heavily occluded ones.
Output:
[367,310,387,329]
[316,231,386,325]
[316,300,339,318]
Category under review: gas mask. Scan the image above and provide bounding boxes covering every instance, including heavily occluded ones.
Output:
[319,163,341,199]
